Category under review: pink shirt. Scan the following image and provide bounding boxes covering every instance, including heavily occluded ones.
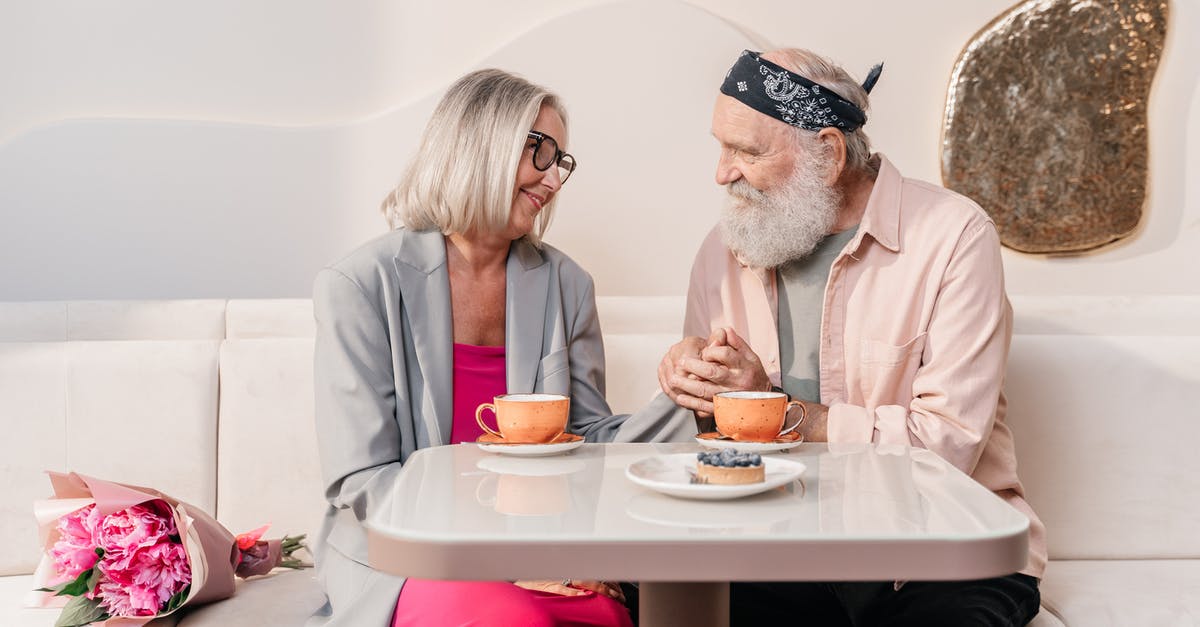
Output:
[684,154,1046,578]
[450,343,506,444]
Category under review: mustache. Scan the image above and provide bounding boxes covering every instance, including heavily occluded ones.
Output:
[725,179,764,202]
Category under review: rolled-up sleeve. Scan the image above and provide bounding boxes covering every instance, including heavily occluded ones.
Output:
[828,222,1010,474]
[905,222,1010,473]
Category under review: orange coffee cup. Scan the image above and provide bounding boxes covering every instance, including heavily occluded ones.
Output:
[713,390,806,442]
[475,393,570,443]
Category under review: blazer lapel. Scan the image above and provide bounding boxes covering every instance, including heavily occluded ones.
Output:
[506,238,550,395]
[392,229,454,446]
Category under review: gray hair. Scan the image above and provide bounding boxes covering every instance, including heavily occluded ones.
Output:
[767,49,874,173]
[380,69,568,245]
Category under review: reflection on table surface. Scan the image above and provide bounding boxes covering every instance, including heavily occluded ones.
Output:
[366,441,1030,627]
[368,442,1029,543]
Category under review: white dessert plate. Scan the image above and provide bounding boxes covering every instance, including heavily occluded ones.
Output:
[475,433,584,457]
[625,453,806,501]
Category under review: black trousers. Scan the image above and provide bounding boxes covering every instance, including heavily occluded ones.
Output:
[727,574,1041,627]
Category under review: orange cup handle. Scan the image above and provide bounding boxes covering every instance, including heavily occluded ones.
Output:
[475,403,502,438]
[779,400,807,436]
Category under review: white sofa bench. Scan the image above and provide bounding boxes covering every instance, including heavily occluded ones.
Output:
[2,296,1197,626]
[0,300,326,627]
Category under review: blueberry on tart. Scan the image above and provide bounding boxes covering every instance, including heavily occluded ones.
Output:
[696,449,765,485]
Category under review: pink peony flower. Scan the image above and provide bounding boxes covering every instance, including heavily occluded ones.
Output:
[49,504,101,582]
[97,541,191,617]
[95,500,177,558]
[95,580,162,617]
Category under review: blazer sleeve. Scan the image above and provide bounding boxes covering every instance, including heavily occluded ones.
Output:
[561,274,629,442]
[312,268,404,520]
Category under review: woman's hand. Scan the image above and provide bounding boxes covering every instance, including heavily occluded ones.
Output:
[513,579,626,602]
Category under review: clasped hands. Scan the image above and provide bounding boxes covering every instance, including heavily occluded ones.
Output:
[658,327,772,419]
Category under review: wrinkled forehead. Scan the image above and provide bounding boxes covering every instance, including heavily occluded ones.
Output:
[711,93,792,150]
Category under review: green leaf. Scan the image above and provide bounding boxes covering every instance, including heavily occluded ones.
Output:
[85,567,102,593]
[163,585,191,614]
[35,581,69,593]
[55,567,95,597]
[53,595,107,627]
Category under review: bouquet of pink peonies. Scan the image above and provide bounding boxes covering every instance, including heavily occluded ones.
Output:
[30,472,309,627]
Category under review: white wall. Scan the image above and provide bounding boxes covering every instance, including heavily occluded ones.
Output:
[1,0,1197,300]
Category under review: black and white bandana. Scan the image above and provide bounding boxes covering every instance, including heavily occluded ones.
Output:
[719,50,883,133]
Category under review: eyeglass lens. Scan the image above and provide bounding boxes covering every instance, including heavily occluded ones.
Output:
[531,133,575,183]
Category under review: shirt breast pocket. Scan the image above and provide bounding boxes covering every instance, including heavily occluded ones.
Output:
[859,333,927,367]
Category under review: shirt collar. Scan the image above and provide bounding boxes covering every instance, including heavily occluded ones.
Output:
[847,153,902,253]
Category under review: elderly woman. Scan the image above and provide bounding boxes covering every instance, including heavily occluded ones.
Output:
[310,70,633,626]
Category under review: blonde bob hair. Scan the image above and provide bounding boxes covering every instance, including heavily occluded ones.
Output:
[381,69,568,246]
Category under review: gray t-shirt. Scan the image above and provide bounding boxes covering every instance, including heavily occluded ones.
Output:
[776,227,858,404]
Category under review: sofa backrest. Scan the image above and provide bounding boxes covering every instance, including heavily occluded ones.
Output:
[4,294,1197,576]
[1006,295,1200,561]
[0,301,224,575]
[216,299,325,541]
[596,296,686,415]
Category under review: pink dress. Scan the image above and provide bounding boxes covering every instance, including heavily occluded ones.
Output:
[391,343,633,627]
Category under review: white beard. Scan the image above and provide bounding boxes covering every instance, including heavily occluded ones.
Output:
[719,152,841,269]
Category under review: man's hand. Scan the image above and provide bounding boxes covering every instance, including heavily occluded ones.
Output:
[658,335,707,407]
[667,328,772,416]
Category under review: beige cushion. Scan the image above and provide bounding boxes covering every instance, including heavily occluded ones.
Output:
[0,573,56,627]
[603,333,682,415]
[0,339,220,575]
[175,569,323,627]
[65,340,220,513]
[66,301,226,340]
[1011,295,1200,337]
[1039,560,1200,627]
[225,300,314,340]
[1005,334,1200,560]
[597,295,686,416]
[0,302,67,342]
[217,338,324,539]
[1028,606,1067,627]
[0,343,67,575]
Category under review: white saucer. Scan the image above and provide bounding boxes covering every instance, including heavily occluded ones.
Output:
[694,433,805,454]
[625,453,806,501]
[476,433,585,457]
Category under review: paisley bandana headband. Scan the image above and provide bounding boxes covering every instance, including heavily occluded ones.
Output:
[720,50,883,133]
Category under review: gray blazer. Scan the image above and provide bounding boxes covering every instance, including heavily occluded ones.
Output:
[306,228,624,626]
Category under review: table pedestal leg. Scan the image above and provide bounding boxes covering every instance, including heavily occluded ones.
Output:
[639,581,729,627]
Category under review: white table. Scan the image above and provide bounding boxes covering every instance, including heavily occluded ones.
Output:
[365,442,1029,627]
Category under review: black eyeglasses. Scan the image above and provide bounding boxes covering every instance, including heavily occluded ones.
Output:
[526,131,577,184]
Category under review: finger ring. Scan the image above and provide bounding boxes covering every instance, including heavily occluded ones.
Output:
[562,579,571,587]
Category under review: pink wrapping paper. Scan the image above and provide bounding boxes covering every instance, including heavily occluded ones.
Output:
[30,471,239,625]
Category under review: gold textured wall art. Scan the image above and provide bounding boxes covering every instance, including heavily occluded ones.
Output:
[941,0,1168,253]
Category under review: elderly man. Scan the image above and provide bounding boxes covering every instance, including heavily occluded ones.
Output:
[654,48,1046,626]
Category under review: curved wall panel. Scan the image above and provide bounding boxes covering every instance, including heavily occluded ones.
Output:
[0,2,757,299]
